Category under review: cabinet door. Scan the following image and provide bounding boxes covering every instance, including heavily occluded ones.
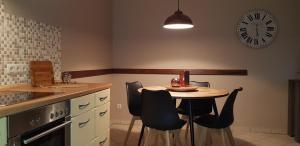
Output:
[94,89,110,107]
[0,117,7,146]
[71,111,95,146]
[94,102,110,138]
[91,133,110,146]
[71,94,94,117]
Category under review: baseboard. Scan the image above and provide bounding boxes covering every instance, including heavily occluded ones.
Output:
[231,126,287,134]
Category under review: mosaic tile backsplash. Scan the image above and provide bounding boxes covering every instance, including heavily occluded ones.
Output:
[0,0,62,85]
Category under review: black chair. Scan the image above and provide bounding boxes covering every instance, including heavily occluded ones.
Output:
[141,89,186,146]
[123,81,144,146]
[194,87,243,146]
[176,81,214,136]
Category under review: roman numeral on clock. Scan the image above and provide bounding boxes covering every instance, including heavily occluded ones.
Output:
[240,28,247,32]
[254,39,259,45]
[246,37,253,44]
[262,15,266,21]
[254,13,260,20]
[267,27,275,31]
[241,32,248,39]
[247,15,254,21]
[266,20,273,25]
[265,32,273,37]
[242,21,248,25]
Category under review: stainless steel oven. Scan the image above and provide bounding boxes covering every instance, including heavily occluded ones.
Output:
[7,101,71,146]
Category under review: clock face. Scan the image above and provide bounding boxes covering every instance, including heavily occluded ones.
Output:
[237,9,278,48]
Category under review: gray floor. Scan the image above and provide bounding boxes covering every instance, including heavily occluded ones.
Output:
[110,124,300,146]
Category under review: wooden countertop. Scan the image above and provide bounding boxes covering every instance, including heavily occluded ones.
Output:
[0,83,112,117]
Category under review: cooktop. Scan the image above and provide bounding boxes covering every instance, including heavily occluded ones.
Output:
[0,91,60,107]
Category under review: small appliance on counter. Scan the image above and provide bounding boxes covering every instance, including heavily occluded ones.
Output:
[62,72,72,84]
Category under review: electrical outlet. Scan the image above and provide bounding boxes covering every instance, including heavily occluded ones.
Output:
[5,64,15,75]
[117,104,122,109]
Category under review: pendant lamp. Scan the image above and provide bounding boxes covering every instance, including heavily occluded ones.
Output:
[163,0,194,29]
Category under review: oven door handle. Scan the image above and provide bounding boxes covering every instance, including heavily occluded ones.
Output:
[23,121,72,145]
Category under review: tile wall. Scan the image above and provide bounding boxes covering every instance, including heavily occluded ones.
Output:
[0,0,62,85]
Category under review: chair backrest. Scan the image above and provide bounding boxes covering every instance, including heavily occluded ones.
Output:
[141,89,181,130]
[126,81,143,116]
[190,81,210,88]
[218,87,243,128]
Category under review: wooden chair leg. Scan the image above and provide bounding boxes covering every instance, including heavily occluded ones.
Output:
[138,124,146,146]
[160,134,165,145]
[123,117,136,146]
[194,124,208,146]
[185,122,190,138]
[143,128,152,146]
[220,129,227,146]
[174,129,183,146]
[199,126,208,146]
[205,129,212,146]
[225,127,235,146]
[165,131,171,146]
[181,115,189,138]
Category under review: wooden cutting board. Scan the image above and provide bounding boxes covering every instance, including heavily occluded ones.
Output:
[30,61,55,87]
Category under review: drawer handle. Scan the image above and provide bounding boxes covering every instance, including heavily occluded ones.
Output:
[78,119,90,128]
[98,96,108,101]
[99,137,108,146]
[78,102,90,110]
[99,110,108,117]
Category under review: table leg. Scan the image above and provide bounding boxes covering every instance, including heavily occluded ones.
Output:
[138,124,145,146]
[212,99,219,117]
[188,100,195,146]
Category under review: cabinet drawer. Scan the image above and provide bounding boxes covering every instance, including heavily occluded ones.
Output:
[91,132,110,146]
[71,94,94,117]
[0,117,7,146]
[94,103,110,138]
[71,111,95,146]
[94,89,110,107]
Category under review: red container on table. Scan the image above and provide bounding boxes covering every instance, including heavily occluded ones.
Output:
[179,71,185,87]
[184,70,190,86]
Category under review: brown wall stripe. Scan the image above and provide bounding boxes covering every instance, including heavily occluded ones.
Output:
[63,69,113,79]
[64,68,248,79]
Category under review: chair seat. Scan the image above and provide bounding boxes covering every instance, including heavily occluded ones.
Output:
[148,119,186,131]
[194,114,225,129]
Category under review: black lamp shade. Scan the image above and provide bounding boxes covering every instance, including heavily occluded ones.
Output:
[163,10,194,29]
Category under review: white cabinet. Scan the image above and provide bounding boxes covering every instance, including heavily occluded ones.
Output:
[71,94,94,117]
[94,103,110,138]
[0,117,7,146]
[71,89,110,146]
[71,110,95,146]
[90,133,110,146]
[94,89,110,106]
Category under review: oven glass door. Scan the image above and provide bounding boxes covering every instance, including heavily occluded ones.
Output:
[21,118,70,146]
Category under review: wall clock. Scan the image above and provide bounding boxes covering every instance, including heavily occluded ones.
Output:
[237,9,278,48]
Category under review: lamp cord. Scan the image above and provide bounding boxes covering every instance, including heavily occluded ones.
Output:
[177,0,180,11]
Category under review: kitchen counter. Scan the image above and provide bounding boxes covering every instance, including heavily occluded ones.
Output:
[0,83,112,117]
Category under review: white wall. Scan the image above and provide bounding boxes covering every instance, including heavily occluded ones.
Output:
[112,0,300,132]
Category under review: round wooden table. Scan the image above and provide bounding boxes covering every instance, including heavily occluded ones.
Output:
[138,86,229,146]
